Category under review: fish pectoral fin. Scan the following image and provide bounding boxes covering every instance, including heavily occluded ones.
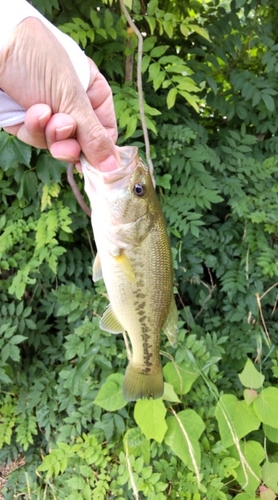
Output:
[162,296,179,346]
[100,305,124,334]
[113,252,136,284]
[93,253,103,282]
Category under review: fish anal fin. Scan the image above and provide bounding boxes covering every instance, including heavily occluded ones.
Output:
[113,252,136,284]
[100,305,124,334]
[122,362,164,401]
[163,296,178,346]
[93,253,103,282]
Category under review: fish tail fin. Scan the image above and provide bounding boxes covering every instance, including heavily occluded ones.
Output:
[122,362,164,402]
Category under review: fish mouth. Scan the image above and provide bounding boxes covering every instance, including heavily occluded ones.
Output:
[80,146,140,185]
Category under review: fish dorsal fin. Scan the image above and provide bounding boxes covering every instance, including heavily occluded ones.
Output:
[162,296,178,346]
[93,253,103,282]
[113,252,136,284]
[100,304,124,334]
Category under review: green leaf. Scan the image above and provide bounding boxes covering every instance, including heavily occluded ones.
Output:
[253,387,278,428]
[178,90,200,113]
[262,93,275,112]
[243,389,258,405]
[233,495,255,500]
[143,36,157,53]
[9,335,27,345]
[18,171,38,201]
[206,76,218,95]
[189,24,211,41]
[123,0,132,8]
[66,476,86,490]
[141,54,151,73]
[0,132,31,169]
[153,71,165,91]
[215,394,260,448]
[261,462,278,492]
[165,409,205,480]
[180,24,189,37]
[147,0,158,16]
[163,361,199,395]
[36,154,66,184]
[163,20,173,38]
[156,173,172,189]
[148,62,161,81]
[238,359,265,389]
[230,440,264,496]
[263,424,278,443]
[134,399,167,443]
[260,488,276,500]
[104,9,114,29]
[145,16,156,35]
[150,46,169,58]
[94,373,127,411]
[236,0,247,6]
[124,115,137,139]
[162,383,180,402]
[90,9,100,28]
[0,368,12,384]
[123,427,150,464]
[166,88,177,109]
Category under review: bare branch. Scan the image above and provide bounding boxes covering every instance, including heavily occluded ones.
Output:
[119,0,154,178]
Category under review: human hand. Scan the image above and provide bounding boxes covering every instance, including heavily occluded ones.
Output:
[0,18,120,172]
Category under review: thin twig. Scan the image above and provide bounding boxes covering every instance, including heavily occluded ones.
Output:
[254,282,278,344]
[195,268,216,320]
[255,292,271,344]
[67,163,91,217]
[119,0,154,178]
[259,281,278,301]
[85,226,95,257]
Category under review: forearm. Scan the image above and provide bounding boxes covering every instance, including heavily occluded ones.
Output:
[0,18,88,111]
[0,1,119,170]
[0,0,90,127]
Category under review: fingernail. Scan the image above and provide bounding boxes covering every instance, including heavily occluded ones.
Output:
[55,125,74,141]
[38,109,51,127]
[51,152,76,162]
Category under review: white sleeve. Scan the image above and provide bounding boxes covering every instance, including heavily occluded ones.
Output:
[0,0,90,127]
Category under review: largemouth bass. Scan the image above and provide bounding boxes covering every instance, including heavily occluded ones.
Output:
[81,146,178,401]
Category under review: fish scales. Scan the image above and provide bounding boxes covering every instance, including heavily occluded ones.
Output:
[81,146,178,401]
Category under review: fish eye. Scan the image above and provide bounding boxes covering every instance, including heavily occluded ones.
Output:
[133,182,146,197]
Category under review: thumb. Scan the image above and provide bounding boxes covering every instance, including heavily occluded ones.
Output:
[76,111,121,172]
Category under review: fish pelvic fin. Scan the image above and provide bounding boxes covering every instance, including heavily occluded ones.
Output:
[163,296,179,346]
[100,305,124,334]
[122,362,164,402]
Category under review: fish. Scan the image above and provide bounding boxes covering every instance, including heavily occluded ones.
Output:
[81,146,178,401]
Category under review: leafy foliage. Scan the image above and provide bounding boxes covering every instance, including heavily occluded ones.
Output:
[2,0,278,498]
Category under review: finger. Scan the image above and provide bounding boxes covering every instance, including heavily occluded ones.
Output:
[86,58,118,143]
[15,104,52,148]
[44,112,76,146]
[44,113,80,161]
[71,58,120,170]
[3,123,22,135]
[49,138,81,162]
[3,104,51,146]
